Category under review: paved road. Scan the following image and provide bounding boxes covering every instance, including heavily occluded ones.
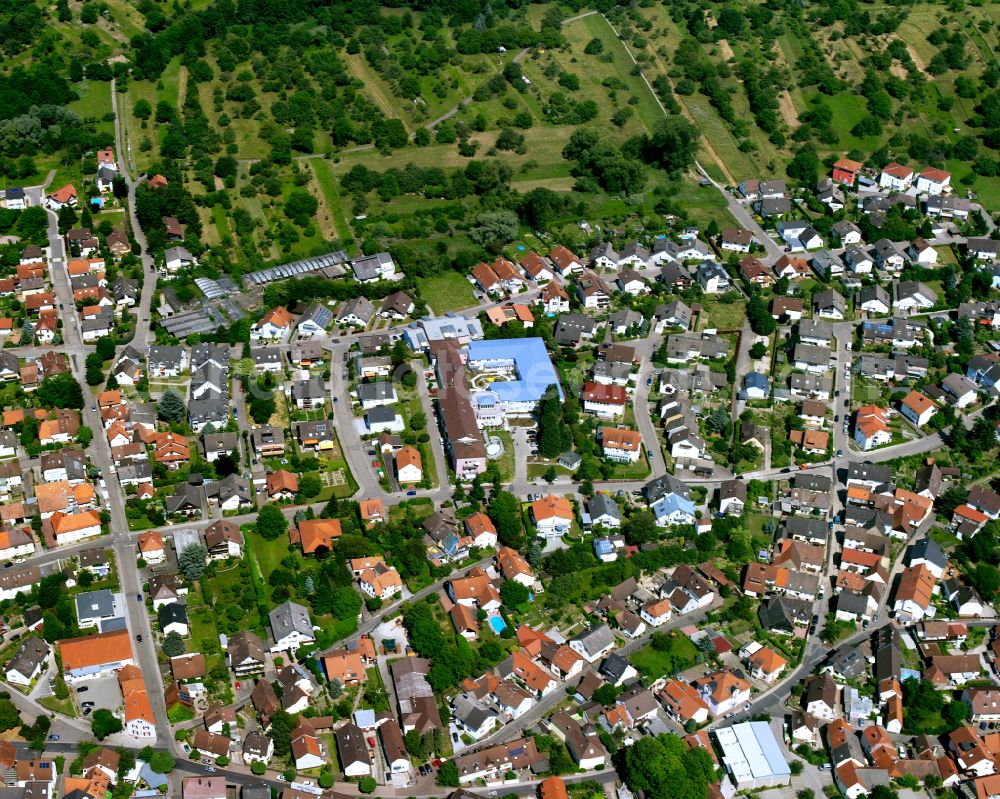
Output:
[632,339,666,477]
[693,167,783,261]
[729,321,752,425]
[414,361,450,492]
[475,597,722,750]
[111,76,158,349]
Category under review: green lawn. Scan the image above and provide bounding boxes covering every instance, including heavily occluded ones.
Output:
[246,530,300,604]
[607,453,652,480]
[631,634,699,680]
[69,80,113,121]
[417,271,477,314]
[39,695,78,717]
[699,299,746,332]
[310,159,354,245]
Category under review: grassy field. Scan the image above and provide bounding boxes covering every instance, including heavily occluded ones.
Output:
[631,634,699,680]
[417,271,477,314]
[68,80,113,121]
[310,159,354,245]
[701,298,747,331]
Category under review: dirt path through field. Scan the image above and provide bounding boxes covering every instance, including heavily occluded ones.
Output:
[345,54,410,132]
[906,44,928,74]
[778,91,799,128]
[645,42,736,184]
[306,161,340,241]
[176,66,188,111]
[717,39,735,61]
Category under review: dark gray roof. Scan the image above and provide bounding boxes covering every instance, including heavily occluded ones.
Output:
[644,474,692,504]
[336,722,372,768]
[74,589,116,622]
[599,653,632,684]
[570,625,615,658]
[910,537,948,570]
[848,461,893,485]
[836,590,869,617]
[758,596,811,633]
[299,302,334,329]
[158,602,188,626]
[357,382,395,402]
[6,637,49,678]
[269,600,313,641]
[366,405,398,424]
[589,494,620,522]
[783,516,826,543]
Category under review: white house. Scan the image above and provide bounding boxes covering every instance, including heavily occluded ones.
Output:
[695,262,730,294]
[268,600,316,653]
[640,599,672,628]
[157,603,189,637]
[879,163,915,191]
[779,222,823,252]
[4,637,49,686]
[164,247,198,272]
[915,168,951,195]
[531,495,574,538]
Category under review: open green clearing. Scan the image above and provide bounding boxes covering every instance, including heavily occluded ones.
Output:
[631,634,700,680]
[417,272,477,314]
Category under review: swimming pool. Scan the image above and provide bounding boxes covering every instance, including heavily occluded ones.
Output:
[489,616,507,634]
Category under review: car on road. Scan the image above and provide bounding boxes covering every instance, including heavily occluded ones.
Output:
[844,399,849,408]
[76,686,88,693]
[406,490,417,496]
[837,449,843,457]
[646,377,652,386]
[834,415,839,423]
[83,707,92,716]
[368,450,376,456]
[135,634,143,642]
[451,732,459,742]
[647,449,654,459]
[205,766,216,773]
[47,735,59,741]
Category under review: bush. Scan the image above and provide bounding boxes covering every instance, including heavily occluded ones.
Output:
[91,709,123,740]
[251,761,266,776]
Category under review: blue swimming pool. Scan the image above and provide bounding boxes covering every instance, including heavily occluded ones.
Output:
[489,616,507,634]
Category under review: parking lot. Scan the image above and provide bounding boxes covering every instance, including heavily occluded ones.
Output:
[73,674,121,716]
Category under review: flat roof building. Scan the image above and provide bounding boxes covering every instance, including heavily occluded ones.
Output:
[467,337,563,411]
[714,721,791,791]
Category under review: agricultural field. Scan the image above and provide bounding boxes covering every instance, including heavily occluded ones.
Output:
[6,0,999,289]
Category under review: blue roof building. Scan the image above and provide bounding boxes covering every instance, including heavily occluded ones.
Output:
[467,337,563,411]
[743,372,770,398]
[651,492,696,526]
